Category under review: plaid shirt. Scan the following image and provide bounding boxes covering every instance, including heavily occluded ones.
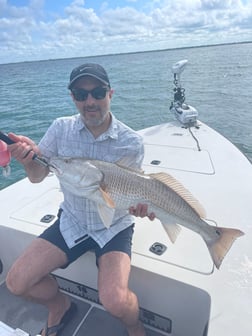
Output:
[39,114,144,248]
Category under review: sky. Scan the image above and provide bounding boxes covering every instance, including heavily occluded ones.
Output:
[0,0,251,64]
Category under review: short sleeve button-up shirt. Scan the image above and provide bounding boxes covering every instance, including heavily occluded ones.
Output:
[38,114,144,248]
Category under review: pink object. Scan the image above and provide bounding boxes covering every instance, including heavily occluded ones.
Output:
[0,140,11,167]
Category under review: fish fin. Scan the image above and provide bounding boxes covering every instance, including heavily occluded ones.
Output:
[206,226,244,269]
[149,172,206,218]
[97,204,115,228]
[99,187,115,208]
[162,222,181,243]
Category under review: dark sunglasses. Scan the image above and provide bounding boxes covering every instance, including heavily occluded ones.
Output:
[71,87,109,101]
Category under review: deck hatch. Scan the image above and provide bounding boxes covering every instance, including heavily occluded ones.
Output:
[10,188,62,228]
[144,144,214,174]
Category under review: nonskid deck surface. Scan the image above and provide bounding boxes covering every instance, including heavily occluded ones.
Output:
[0,281,164,336]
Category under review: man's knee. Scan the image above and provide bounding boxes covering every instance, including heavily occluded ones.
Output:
[99,287,129,317]
[6,266,27,296]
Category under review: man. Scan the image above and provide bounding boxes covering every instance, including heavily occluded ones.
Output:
[6,63,154,336]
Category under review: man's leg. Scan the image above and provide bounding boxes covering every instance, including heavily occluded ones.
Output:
[6,238,71,336]
[98,251,146,336]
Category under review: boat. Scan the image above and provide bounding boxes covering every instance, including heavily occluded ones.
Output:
[0,60,251,336]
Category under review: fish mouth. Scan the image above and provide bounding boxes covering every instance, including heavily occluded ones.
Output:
[52,165,63,175]
[48,161,63,175]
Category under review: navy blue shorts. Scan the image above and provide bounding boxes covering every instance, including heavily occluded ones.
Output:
[39,209,134,268]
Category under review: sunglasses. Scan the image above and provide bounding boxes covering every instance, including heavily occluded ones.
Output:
[71,87,109,101]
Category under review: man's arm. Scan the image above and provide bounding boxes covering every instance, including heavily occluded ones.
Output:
[7,133,49,183]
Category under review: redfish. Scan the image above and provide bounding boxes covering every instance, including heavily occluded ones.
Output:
[49,157,244,269]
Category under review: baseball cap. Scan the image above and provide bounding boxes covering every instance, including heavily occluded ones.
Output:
[68,63,110,89]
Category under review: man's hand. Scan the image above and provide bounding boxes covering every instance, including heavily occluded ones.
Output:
[7,133,39,164]
[129,203,155,221]
[7,132,48,183]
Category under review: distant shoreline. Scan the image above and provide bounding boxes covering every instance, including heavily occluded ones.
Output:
[89,40,252,59]
[1,40,251,66]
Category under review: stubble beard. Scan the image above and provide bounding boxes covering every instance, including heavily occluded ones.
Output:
[81,107,109,128]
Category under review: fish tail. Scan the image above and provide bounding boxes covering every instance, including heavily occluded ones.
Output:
[206,226,244,269]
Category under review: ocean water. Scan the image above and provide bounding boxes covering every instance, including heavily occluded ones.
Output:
[0,42,252,189]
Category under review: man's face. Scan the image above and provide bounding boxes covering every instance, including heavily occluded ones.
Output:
[71,76,113,128]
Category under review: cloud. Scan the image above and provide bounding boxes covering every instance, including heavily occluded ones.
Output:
[0,0,251,63]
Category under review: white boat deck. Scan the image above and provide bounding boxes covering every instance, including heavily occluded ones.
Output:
[0,120,252,335]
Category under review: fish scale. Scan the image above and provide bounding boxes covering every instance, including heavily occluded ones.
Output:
[95,160,198,222]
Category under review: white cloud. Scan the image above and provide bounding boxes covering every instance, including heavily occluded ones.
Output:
[0,0,251,63]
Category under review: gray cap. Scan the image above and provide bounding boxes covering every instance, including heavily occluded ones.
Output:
[68,63,110,89]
